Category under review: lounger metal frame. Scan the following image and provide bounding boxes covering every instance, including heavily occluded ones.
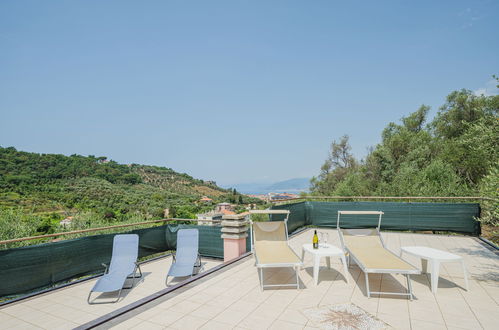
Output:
[337,211,419,300]
[165,229,202,286]
[165,252,202,285]
[249,210,302,290]
[87,262,143,304]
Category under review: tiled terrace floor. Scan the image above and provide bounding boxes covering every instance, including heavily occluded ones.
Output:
[0,254,222,329]
[1,229,498,329]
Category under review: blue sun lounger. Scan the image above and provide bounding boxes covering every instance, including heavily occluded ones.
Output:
[87,234,142,304]
[166,229,201,285]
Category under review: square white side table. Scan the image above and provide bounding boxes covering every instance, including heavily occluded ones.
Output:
[301,243,349,286]
[401,246,469,294]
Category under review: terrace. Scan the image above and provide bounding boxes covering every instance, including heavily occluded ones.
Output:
[1,227,498,329]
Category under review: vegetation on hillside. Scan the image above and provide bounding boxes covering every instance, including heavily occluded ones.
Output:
[310,79,499,233]
[0,148,260,244]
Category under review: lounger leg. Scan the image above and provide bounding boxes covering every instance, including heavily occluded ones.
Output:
[295,266,300,289]
[87,291,93,304]
[341,255,349,284]
[131,266,137,288]
[124,265,143,289]
[365,273,370,298]
[460,259,469,291]
[137,264,143,278]
[259,268,264,291]
[115,288,123,303]
[406,274,414,301]
[194,253,203,274]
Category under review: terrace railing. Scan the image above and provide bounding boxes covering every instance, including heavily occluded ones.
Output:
[0,218,231,298]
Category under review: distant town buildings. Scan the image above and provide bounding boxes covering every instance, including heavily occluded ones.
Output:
[199,196,213,203]
[268,192,299,201]
[203,180,217,186]
[196,210,223,226]
[197,202,238,225]
[215,202,235,215]
[59,216,73,227]
[246,193,299,202]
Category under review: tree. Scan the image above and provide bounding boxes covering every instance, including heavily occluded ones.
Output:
[432,90,496,139]
[310,135,357,194]
[311,81,498,199]
[478,166,499,226]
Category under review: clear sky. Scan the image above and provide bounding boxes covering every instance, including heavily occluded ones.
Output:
[1,1,498,186]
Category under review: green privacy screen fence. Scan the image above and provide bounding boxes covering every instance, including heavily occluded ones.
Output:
[1,201,480,298]
[271,201,481,235]
[0,224,230,297]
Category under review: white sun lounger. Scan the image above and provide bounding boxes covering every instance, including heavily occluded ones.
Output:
[88,234,142,304]
[337,211,420,300]
[166,229,201,285]
[250,210,302,290]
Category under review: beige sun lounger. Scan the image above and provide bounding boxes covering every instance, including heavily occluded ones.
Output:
[337,211,420,300]
[250,210,302,290]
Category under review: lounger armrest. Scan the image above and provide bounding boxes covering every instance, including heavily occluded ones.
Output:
[101,263,109,273]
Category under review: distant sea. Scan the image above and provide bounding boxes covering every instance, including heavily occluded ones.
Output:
[223,178,310,195]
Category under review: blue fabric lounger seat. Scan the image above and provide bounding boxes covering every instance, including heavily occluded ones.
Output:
[166,229,201,285]
[87,234,142,304]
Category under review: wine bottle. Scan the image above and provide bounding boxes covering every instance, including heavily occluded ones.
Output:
[313,230,319,249]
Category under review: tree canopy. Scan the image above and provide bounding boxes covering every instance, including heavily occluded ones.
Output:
[311,83,499,225]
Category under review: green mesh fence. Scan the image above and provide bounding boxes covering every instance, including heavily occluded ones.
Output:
[0,224,226,297]
[1,202,480,298]
[272,201,480,235]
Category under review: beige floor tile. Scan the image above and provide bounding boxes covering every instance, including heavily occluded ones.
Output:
[109,316,144,329]
[269,319,305,330]
[168,314,210,329]
[185,292,216,305]
[238,314,276,329]
[35,313,77,330]
[277,308,309,326]
[198,319,234,330]
[0,315,38,329]
[212,308,251,325]
[130,320,167,330]
[377,312,411,330]
[189,303,226,319]
[229,299,260,313]
[148,309,185,326]
[9,322,43,330]
[49,321,80,330]
[168,300,202,314]
[1,304,38,318]
[411,318,447,330]
[442,313,484,330]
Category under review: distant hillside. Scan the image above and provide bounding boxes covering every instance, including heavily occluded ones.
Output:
[267,178,310,192]
[226,178,310,194]
[0,146,254,221]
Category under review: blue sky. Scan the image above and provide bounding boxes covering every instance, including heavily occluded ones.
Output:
[1,1,498,186]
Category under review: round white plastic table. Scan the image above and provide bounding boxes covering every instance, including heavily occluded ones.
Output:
[401,246,469,294]
[301,243,349,286]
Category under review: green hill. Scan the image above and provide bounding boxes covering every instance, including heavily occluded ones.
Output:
[0,147,256,241]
